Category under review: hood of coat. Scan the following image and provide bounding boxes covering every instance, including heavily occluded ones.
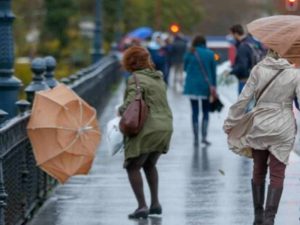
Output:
[135,69,163,79]
[259,56,293,70]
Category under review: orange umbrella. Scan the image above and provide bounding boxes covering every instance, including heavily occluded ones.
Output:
[247,15,300,65]
[27,84,101,183]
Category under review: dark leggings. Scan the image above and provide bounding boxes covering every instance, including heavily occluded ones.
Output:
[252,150,286,188]
[125,152,161,209]
[190,99,210,124]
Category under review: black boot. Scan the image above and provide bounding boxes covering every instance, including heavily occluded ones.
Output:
[264,185,283,225]
[192,123,199,147]
[201,120,211,145]
[251,180,265,225]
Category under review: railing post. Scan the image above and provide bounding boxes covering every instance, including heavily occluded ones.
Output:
[0,110,8,128]
[0,0,22,118]
[44,56,58,89]
[15,100,30,115]
[92,0,104,63]
[20,146,28,219]
[0,157,7,225]
[25,58,49,104]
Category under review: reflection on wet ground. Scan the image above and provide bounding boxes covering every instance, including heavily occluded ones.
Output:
[129,217,162,225]
[28,85,300,225]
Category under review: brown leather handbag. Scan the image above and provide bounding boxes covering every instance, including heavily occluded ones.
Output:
[119,74,149,136]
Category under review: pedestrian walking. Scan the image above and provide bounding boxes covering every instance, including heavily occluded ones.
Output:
[119,46,173,219]
[147,32,169,84]
[170,34,187,90]
[161,33,173,84]
[229,24,266,94]
[224,49,300,225]
[224,15,300,225]
[183,34,217,146]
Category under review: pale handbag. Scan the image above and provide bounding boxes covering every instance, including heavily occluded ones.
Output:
[106,117,123,156]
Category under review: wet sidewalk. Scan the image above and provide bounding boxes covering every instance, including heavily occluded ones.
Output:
[28,82,300,225]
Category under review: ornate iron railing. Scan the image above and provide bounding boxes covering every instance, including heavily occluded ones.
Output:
[0,55,121,225]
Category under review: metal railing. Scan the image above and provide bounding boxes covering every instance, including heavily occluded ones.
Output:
[0,55,121,225]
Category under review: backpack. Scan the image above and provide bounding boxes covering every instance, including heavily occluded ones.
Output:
[244,41,266,69]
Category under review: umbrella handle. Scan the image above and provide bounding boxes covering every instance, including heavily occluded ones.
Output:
[78,126,93,134]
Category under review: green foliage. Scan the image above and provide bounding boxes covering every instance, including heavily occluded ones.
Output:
[78,0,203,44]
[42,0,79,47]
[15,62,31,86]
[12,0,204,85]
[121,0,203,33]
[38,0,91,77]
[13,0,44,57]
[15,60,32,99]
[103,0,119,44]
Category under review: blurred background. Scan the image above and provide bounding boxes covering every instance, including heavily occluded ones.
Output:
[12,0,299,90]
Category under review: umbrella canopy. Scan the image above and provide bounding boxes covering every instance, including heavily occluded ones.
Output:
[247,15,300,65]
[127,27,153,39]
[27,84,101,183]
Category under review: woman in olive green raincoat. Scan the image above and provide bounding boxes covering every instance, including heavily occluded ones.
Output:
[119,46,173,219]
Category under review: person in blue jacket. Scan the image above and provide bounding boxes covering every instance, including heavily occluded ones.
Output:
[183,34,217,146]
[147,33,169,84]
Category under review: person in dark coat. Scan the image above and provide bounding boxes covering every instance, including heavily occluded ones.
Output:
[183,35,217,146]
[170,34,187,88]
[230,24,264,94]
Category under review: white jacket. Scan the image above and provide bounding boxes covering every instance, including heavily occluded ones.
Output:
[224,56,299,164]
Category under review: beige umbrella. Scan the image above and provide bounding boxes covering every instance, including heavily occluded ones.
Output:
[27,84,101,183]
[247,15,300,66]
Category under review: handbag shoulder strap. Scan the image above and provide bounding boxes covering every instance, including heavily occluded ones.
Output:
[132,73,142,99]
[194,51,212,88]
[255,69,284,103]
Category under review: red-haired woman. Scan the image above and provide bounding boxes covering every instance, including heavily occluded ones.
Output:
[118,46,173,219]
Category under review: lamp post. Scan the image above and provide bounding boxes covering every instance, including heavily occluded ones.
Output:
[92,0,103,63]
[0,0,22,118]
[115,0,123,44]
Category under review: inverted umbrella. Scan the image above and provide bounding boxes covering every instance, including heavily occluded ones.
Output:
[128,27,153,39]
[247,15,300,65]
[27,84,101,183]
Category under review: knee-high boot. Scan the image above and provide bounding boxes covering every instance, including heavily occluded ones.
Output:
[251,180,265,225]
[264,185,283,225]
[201,120,211,145]
[192,123,199,147]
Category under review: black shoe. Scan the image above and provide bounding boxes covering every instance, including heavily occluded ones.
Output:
[201,139,211,146]
[149,206,162,215]
[128,207,149,219]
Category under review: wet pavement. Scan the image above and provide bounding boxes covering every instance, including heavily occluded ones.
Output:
[28,81,300,225]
